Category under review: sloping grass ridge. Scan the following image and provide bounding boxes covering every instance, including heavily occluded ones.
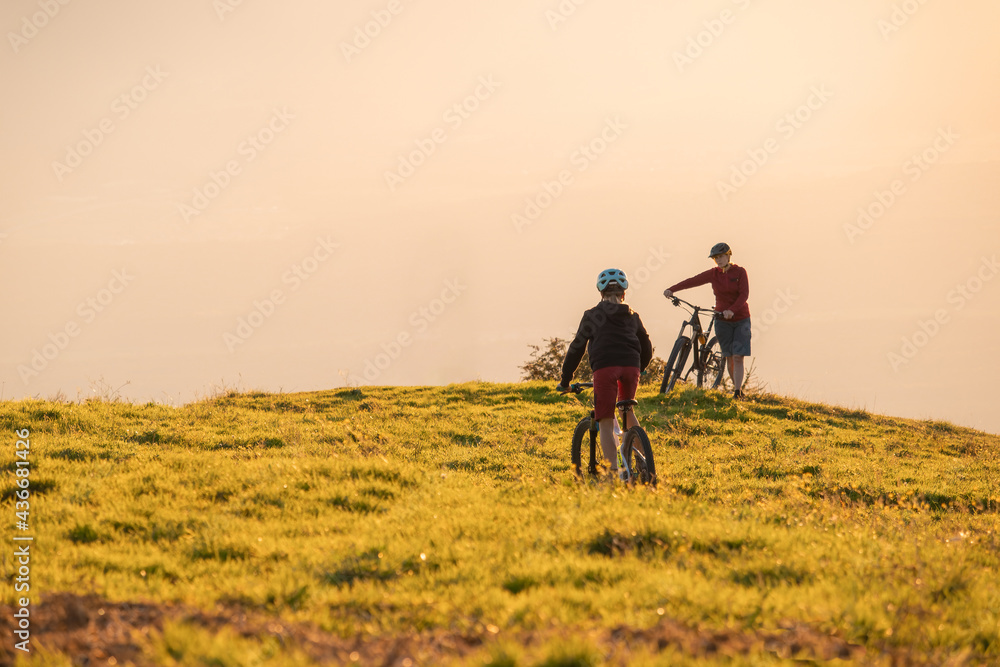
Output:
[1,382,998,665]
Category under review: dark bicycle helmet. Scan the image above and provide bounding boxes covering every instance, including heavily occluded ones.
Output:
[708,242,731,258]
[596,268,628,291]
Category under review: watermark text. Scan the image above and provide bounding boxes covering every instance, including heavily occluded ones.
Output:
[385,76,500,192]
[52,66,169,181]
[224,236,339,352]
[844,127,958,243]
[18,270,135,383]
[8,0,71,54]
[512,116,627,232]
[347,279,466,384]
[178,107,294,222]
[717,85,833,202]
[887,255,997,371]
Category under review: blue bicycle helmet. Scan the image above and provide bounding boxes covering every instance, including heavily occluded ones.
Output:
[596,268,628,291]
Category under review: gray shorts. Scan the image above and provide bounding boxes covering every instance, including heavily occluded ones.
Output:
[715,318,751,357]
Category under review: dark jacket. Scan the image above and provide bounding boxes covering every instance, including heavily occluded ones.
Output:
[560,301,653,386]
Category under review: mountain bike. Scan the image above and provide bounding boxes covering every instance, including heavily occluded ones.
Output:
[659,296,726,394]
[562,382,656,486]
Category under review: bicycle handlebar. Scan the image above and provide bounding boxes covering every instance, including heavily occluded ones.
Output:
[560,382,593,394]
[668,295,720,316]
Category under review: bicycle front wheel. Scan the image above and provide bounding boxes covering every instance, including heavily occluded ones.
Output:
[621,426,656,486]
[659,339,679,393]
[661,336,691,393]
[686,343,705,387]
[571,416,599,477]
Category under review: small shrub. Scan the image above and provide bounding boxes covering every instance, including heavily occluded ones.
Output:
[520,337,665,385]
[68,524,99,544]
[502,575,538,595]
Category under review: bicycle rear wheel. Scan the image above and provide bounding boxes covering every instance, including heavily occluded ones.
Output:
[621,426,656,486]
[661,336,691,393]
[571,416,599,477]
[702,337,726,389]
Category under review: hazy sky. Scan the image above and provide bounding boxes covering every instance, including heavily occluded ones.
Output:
[2,0,998,433]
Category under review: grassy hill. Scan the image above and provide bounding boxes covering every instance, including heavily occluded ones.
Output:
[1,382,998,666]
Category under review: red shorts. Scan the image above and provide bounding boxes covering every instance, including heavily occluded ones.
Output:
[592,366,640,420]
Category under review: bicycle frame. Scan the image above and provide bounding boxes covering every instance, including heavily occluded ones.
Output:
[563,382,655,484]
[565,382,629,471]
[660,296,724,393]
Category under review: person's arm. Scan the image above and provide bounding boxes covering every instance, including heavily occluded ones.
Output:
[665,268,714,295]
[560,314,590,387]
[635,316,653,372]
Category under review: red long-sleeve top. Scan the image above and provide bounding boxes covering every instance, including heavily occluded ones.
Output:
[668,265,750,321]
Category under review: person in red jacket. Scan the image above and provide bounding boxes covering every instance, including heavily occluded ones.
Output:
[663,242,750,398]
[558,268,653,477]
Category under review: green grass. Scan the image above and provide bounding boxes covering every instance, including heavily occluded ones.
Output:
[2,382,998,665]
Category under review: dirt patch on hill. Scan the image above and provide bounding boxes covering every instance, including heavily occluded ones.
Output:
[0,592,963,666]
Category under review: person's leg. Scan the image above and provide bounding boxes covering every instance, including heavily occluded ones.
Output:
[598,419,617,467]
[618,367,641,430]
[732,355,745,392]
[592,367,621,468]
[716,320,736,391]
[730,319,751,397]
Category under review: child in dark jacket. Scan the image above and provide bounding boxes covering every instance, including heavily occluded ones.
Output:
[558,268,653,477]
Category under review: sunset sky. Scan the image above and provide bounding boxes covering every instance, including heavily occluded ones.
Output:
[2,0,998,433]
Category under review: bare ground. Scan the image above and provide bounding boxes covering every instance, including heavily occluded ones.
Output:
[0,592,977,666]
